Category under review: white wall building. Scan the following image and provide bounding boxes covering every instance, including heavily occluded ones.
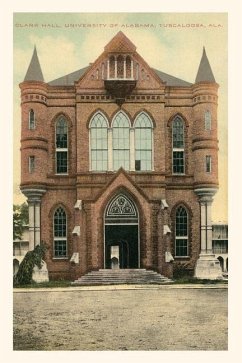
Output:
[212,223,228,275]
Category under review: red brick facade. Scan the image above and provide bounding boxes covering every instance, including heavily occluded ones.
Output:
[20,32,219,280]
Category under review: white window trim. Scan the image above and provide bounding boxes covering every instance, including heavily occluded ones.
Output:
[172,117,185,175]
[133,112,154,172]
[89,111,154,172]
[175,206,189,258]
[53,208,68,259]
[89,111,109,172]
[55,117,68,175]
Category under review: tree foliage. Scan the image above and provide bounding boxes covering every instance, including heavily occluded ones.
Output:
[13,203,29,240]
[13,243,47,286]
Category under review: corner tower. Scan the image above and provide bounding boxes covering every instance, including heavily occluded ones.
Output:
[20,47,47,251]
[192,47,223,279]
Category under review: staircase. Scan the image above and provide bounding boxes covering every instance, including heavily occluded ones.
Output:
[72,269,173,286]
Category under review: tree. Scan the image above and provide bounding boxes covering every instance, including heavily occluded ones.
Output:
[13,243,47,285]
[13,203,29,240]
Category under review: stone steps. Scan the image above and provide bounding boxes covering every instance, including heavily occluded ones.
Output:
[72,269,173,285]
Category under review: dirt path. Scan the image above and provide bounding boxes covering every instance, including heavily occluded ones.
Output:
[13,287,227,350]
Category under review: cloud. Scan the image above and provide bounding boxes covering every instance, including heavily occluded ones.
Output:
[29,34,83,82]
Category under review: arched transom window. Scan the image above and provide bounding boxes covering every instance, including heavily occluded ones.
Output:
[90,112,108,171]
[135,112,153,171]
[53,207,67,258]
[175,206,188,257]
[172,116,185,174]
[112,111,130,170]
[56,116,68,174]
[105,193,138,224]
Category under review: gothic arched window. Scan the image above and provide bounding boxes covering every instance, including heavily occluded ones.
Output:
[126,56,131,78]
[56,116,68,174]
[112,111,130,170]
[109,56,115,78]
[90,112,108,171]
[134,112,153,171]
[53,207,67,258]
[175,206,188,257]
[117,55,124,78]
[29,109,35,130]
[172,116,185,174]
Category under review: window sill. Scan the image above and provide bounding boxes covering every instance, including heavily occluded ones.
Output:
[172,173,186,176]
[174,256,190,259]
[52,257,69,260]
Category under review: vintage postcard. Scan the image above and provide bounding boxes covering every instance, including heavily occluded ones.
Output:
[1,1,242,362]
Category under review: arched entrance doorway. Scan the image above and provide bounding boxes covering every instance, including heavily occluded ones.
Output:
[104,193,140,269]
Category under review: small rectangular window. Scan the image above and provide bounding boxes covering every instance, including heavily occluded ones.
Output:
[56,151,68,174]
[205,110,212,130]
[135,160,141,171]
[175,238,188,257]
[206,155,212,173]
[173,151,184,174]
[54,240,67,257]
[28,156,35,173]
[29,109,35,130]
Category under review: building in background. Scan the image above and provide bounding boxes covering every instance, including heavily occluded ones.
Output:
[19,32,223,281]
[212,222,228,275]
[13,226,29,276]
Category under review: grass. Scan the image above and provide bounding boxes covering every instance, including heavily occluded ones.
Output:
[171,277,228,284]
[13,280,73,288]
[13,277,228,288]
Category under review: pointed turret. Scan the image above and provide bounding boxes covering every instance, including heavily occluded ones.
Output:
[24,46,44,82]
[195,47,215,83]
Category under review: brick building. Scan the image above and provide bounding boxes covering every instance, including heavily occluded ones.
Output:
[20,31,223,280]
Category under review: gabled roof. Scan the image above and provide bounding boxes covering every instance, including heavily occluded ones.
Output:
[47,32,192,87]
[195,47,216,83]
[48,66,191,87]
[153,69,192,87]
[48,66,89,86]
[24,46,44,82]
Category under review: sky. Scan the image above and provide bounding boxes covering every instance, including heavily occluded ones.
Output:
[13,12,228,222]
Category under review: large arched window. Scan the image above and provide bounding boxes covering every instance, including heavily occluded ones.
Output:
[53,207,67,258]
[175,206,188,257]
[90,112,108,171]
[134,112,153,171]
[112,111,130,170]
[56,116,68,174]
[172,116,185,174]
[29,109,35,130]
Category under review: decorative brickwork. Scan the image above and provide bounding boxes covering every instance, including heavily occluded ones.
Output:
[20,32,219,280]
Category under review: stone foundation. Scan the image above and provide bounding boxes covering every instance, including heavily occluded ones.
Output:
[194,254,223,280]
[32,261,49,283]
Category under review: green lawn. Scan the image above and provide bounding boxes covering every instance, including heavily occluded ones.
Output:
[13,277,228,288]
